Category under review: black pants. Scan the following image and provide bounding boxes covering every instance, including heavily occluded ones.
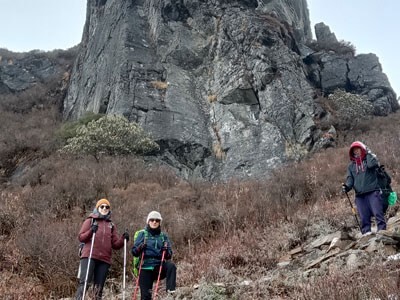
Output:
[139,261,176,300]
[75,258,110,300]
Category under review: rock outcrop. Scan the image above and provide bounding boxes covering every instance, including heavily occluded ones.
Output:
[306,23,398,116]
[0,50,71,94]
[59,0,398,180]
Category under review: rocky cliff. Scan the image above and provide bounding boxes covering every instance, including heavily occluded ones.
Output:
[0,49,71,94]
[62,0,398,180]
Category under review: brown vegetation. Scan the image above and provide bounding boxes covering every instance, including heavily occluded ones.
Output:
[150,80,169,90]
[1,74,400,298]
[307,39,356,57]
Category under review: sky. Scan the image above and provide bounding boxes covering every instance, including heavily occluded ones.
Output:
[0,0,86,51]
[0,0,398,96]
[308,0,399,96]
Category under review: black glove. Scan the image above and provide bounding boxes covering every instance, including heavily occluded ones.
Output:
[123,231,129,241]
[162,242,168,251]
[137,242,147,252]
[342,184,350,193]
[91,223,98,233]
[365,146,376,157]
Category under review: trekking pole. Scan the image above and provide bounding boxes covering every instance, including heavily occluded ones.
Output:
[82,232,96,300]
[123,231,127,300]
[133,251,145,300]
[345,191,361,231]
[153,243,167,300]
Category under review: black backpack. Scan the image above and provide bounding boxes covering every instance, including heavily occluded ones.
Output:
[376,165,393,209]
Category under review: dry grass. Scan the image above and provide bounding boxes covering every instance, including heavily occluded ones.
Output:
[212,142,226,160]
[150,80,168,90]
[208,94,217,103]
[307,39,356,57]
[293,262,400,299]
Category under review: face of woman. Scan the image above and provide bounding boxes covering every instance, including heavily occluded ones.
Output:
[148,218,161,229]
[98,205,110,216]
[353,147,362,157]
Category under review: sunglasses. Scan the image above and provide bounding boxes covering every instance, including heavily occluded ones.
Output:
[149,219,160,223]
[99,205,110,209]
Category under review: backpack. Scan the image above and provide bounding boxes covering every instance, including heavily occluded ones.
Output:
[131,229,165,276]
[376,165,396,208]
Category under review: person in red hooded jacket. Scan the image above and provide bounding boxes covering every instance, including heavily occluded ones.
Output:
[342,141,386,235]
[75,198,129,300]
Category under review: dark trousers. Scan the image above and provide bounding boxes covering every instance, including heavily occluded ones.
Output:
[356,190,386,234]
[75,258,110,300]
[139,261,176,300]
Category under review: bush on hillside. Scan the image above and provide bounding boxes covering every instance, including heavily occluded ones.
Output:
[55,112,104,146]
[329,89,374,129]
[61,115,159,160]
[316,89,374,131]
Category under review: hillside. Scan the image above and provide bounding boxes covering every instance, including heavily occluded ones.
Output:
[1,68,400,298]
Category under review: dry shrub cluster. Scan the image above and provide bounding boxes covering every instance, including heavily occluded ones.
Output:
[315,90,374,131]
[0,70,66,184]
[16,218,80,296]
[307,39,356,56]
[294,262,400,299]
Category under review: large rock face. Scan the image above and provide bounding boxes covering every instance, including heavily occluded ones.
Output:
[63,0,398,180]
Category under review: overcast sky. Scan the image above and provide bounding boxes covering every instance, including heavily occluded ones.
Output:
[308,0,399,96]
[0,0,398,96]
[0,0,85,51]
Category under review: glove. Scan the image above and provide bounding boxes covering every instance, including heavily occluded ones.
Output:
[342,184,350,193]
[365,146,376,157]
[123,231,129,241]
[137,242,147,252]
[91,223,98,233]
[162,242,168,251]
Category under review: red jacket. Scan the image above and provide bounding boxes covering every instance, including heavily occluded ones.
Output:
[78,213,124,264]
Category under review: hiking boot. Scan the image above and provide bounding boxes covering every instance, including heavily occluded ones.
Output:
[362,231,372,237]
[166,290,176,299]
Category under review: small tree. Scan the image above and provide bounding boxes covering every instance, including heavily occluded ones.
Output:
[61,115,159,160]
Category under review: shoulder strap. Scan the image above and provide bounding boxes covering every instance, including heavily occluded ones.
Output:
[160,231,166,242]
[134,229,146,241]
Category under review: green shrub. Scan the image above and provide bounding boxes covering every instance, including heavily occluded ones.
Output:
[61,115,159,159]
[56,112,104,146]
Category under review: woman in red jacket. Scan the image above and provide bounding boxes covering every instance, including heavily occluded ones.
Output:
[75,198,129,300]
